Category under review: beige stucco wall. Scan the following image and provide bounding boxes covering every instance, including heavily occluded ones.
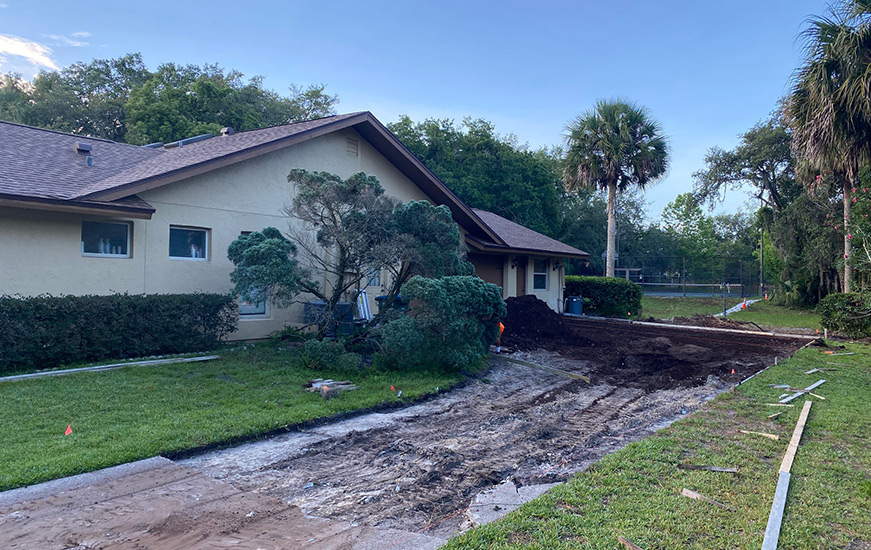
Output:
[0,128,431,340]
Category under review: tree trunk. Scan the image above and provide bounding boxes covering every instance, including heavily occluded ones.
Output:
[844,182,853,293]
[606,180,617,278]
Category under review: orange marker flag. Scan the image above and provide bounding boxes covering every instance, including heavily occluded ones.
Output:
[390,385,395,392]
[731,369,735,375]
[64,424,72,436]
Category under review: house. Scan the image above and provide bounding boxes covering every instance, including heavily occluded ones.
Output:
[0,112,588,340]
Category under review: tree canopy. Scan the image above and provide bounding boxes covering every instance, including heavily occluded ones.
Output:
[0,53,338,145]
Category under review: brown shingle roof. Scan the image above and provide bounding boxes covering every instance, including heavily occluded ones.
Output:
[470,209,589,258]
[0,120,161,202]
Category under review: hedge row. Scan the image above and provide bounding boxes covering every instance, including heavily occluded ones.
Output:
[0,293,238,374]
[564,275,643,318]
[817,292,871,338]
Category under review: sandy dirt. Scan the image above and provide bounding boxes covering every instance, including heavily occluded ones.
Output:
[0,313,809,549]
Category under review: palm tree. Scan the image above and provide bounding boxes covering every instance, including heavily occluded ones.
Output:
[789,0,871,292]
[563,100,668,277]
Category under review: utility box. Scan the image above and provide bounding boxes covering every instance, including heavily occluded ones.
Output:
[565,296,583,316]
[374,294,409,314]
[303,300,354,335]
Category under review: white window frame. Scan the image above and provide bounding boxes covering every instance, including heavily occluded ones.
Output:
[81,220,131,258]
[533,258,548,291]
[169,226,209,261]
[366,266,382,288]
[239,292,269,318]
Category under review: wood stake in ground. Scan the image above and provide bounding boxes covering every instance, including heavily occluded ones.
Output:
[739,429,780,440]
[618,536,646,550]
[762,400,813,550]
[681,488,735,510]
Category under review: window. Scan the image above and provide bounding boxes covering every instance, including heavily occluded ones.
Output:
[533,259,548,291]
[169,226,208,260]
[81,221,130,257]
[239,290,268,317]
[367,267,381,287]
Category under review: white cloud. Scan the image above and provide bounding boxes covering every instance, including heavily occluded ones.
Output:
[44,34,89,47]
[0,3,9,8]
[0,34,59,71]
[71,31,90,38]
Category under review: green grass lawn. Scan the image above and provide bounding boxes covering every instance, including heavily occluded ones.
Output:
[641,295,725,318]
[731,300,822,330]
[0,344,463,492]
[444,342,871,549]
[641,296,821,331]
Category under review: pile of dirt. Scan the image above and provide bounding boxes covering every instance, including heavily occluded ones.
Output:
[502,295,570,350]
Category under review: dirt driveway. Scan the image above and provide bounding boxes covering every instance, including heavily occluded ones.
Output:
[0,318,808,549]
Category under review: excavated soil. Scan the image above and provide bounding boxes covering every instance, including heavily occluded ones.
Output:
[1,306,809,549]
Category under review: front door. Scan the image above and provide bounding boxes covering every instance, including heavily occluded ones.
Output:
[515,257,527,295]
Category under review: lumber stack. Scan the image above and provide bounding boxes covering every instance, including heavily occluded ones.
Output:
[304,378,359,399]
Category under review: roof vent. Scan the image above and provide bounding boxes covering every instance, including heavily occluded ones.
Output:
[74,141,92,155]
[346,137,359,158]
[221,127,234,136]
[86,155,94,167]
[164,133,214,149]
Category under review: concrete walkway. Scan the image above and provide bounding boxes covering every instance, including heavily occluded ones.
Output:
[0,457,445,550]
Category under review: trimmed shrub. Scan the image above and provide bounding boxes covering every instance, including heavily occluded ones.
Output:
[380,275,506,371]
[817,292,871,338]
[564,275,642,318]
[0,293,238,374]
[298,339,362,372]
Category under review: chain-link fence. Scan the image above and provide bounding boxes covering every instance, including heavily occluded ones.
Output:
[607,256,764,297]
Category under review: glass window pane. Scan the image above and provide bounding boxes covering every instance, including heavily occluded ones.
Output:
[533,259,547,274]
[239,297,267,316]
[534,273,547,290]
[169,227,208,259]
[82,221,129,256]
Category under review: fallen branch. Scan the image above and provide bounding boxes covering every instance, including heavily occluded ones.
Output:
[739,429,779,440]
[681,488,735,511]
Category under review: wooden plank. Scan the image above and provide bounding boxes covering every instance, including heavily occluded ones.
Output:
[765,403,794,407]
[677,464,738,473]
[681,488,735,510]
[0,355,221,382]
[618,536,645,550]
[779,400,813,474]
[767,411,784,420]
[761,471,792,550]
[739,429,779,441]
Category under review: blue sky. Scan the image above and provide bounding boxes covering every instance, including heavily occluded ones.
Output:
[1,1,826,221]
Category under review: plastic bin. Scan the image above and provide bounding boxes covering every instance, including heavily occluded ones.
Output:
[565,296,583,316]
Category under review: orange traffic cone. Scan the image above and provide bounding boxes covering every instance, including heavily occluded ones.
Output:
[741,298,747,309]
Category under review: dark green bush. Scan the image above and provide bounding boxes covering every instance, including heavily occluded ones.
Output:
[0,293,238,374]
[298,339,362,372]
[380,275,506,371]
[817,292,871,338]
[564,275,642,318]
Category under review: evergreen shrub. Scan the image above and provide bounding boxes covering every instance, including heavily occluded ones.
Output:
[0,293,237,374]
[380,275,506,371]
[564,275,642,317]
[817,292,871,338]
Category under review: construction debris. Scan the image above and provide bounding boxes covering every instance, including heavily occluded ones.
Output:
[677,464,738,473]
[779,379,826,404]
[767,411,784,420]
[765,403,795,407]
[761,400,813,550]
[739,429,779,440]
[304,379,359,399]
[769,384,826,400]
[618,535,646,550]
[681,488,735,510]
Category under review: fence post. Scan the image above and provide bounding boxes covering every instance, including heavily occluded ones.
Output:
[682,256,687,297]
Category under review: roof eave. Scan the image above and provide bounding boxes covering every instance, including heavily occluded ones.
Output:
[465,235,589,259]
[0,193,154,219]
